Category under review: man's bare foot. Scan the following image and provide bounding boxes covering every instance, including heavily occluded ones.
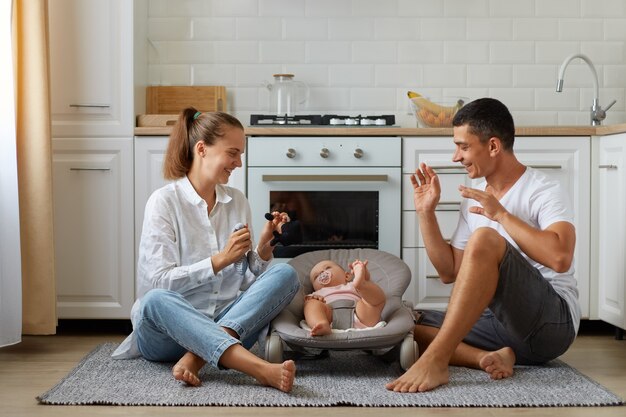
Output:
[172,351,206,387]
[385,355,449,393]
[351,260,369,289]
[257,360,296,393]
[310,322,332,336]
[479,347,515,380]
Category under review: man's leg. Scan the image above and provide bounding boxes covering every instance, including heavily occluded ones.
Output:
[386,227,507,392]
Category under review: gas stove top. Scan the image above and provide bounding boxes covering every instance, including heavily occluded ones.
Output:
[250,114,396,126]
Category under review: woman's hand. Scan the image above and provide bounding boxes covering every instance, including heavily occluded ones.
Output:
[257,211,290,260]
[211,226,251,273]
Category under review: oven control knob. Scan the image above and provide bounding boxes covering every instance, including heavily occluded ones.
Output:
[354,148,364,159]
[286,148,296,158]
[320,148,330,158]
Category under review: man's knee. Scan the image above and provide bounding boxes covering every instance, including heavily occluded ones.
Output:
[466,227,507,261]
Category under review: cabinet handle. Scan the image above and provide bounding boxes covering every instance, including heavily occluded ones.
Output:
[263,174,387,182]
[69,168,111,171]
[426,275,440,279]
[527,164,562,170]
[598,164,618,169]
[436,201,461,211]
[69,104,111,108]
[429,165,465,173]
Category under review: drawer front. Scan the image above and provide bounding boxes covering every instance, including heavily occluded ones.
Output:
[402,248,453,310]
[402,210,459,247]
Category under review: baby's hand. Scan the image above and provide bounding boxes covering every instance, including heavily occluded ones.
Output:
[304,294,326,303]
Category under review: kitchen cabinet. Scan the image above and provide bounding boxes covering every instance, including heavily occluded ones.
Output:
[52,138,134,318]
[401,136,590,317]
[48,0,133,137]
[593,132,626,334]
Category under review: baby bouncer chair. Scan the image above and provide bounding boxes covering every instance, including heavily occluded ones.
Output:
[263,248,418,370]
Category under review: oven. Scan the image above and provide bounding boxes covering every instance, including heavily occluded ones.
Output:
[247,136,401,259]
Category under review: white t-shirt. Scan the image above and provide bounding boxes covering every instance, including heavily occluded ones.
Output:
[112,176,270,359]
[450,167,581,333]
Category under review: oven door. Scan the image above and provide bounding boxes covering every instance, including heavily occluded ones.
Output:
[248,167,401,259]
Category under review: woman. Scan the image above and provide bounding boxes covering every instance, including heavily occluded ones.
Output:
[112,108,300,393]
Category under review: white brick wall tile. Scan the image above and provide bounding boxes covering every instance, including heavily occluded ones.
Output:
[582,0,626,18]
[351,0,398,17]
[284,18,328,40]
[559,19,603,41]
[350,88,396,110]
[421,18,466,41]
[148,65,191,85]
[329,18,375,41]
[230,87,262,111]
[442,88,488,102]
[535,0,580,18]
[375,18,419,40]
[443,0,489,17]
[513,65,556,87]
[605,65,626,88]
[260,41,305,63]
[259,0,305,17]
[193,64,237,85]
[512,19,558,41]
[536,88,579,110]
[581,42,625,65]
[535,41,580,64]
[467,18,512,41]
[488,88,534,109]
[398,41,444,64]
[236,18,282,40]
[214,41,259,63]
[193,18,236,40]
[557,111,588,126]
[235,64,282,87]
[210,0,258,17]
[445,42,489,64]
[489,41,534,64]
[604,19,626,40]
[283,65,329,86]
[166,41,212,64]
[306,42,352,63]
[304,0,351,17]
[149,0,209,17]
[467,64,512,87]
[398,0,444,17]
[375,65,422,87]
[489,0,533,18]
[513,111,558,126]
[149,18,191,41]
[329,64,373,86]
[423,65,466,87]
[353,42,397,63]
[307,87,351,111]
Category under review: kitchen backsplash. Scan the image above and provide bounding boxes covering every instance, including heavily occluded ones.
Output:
[143,0,626,127]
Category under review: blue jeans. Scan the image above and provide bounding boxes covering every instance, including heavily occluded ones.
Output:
[135,263,299,368]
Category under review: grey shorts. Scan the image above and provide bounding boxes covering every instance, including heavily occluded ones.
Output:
[418,242,576,365]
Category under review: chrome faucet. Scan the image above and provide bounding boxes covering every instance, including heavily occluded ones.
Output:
[556,53,616,126]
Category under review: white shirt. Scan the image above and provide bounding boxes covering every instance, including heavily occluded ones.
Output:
[112,176,270,359]
[450,167,581,333]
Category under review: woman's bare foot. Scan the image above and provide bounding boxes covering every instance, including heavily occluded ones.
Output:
[385,354,449,393]
[310,322,332,336]
[257,360,297,393]
[479,347,515,380]
[172,351,206,386]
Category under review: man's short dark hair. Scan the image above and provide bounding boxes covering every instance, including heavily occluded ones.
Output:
[452,98,515,150]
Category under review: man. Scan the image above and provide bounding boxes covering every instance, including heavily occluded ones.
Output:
[387,98,579,393]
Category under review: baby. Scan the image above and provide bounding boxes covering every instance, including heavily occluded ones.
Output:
[303,259,386,336]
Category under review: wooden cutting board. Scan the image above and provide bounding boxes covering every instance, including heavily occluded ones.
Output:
[146,86,227,114]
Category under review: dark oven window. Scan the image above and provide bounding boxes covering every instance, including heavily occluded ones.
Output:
[269,191,379,258]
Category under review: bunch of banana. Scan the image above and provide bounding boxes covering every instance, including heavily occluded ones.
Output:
[407,91,464,127]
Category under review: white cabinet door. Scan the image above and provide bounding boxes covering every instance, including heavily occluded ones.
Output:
[595,133,626,330]
[52,138,134,318]
[48,0,133,137]
[515,137,591,318]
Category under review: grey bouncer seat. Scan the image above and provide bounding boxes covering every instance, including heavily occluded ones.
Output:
[264,248,418,370]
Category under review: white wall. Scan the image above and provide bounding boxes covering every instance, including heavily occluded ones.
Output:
[144,0,626,127]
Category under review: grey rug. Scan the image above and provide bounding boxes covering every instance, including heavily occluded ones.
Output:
[38,343,623,407]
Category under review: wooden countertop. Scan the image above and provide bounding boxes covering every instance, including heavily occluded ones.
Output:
[135,123,626,137]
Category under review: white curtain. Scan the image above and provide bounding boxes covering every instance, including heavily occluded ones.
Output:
[0,0,22,348]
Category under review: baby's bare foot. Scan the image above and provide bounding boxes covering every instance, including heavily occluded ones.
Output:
[310,322,332,336]
[479,347,515,380]
[172,351,206,387]
[257,360,296,393]
[352,260,370,289]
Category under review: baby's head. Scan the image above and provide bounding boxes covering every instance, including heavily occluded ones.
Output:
[309,260,351,291]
